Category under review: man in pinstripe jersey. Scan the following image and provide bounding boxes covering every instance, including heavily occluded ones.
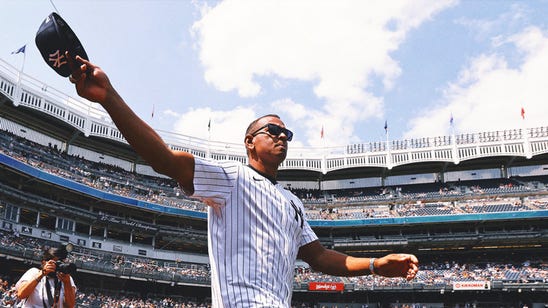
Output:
[69,56,419,307]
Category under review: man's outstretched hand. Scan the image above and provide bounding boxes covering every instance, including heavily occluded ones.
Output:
[375,254,419,281]
[68,53,114,105]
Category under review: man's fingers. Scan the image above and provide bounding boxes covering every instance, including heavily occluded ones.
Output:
[398,254,419,280]
[66,52,94,80]
[65,51,80,74]
[73,55,96,78]
[69,73,85,84]
[75,55,91,65]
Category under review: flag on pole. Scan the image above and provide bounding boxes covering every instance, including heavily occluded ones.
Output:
[521,107,525,119]
[384,120,388,132]
[320,125,324,139]
[11,45,26,55]
[450,113,454,126]
[151,104,155,118]
[208,118,211,132]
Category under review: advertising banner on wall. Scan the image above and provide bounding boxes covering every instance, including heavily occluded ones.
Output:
[308,282,345,292]
[453,281,491,290]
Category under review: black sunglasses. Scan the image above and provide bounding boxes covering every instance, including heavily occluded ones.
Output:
[250,123,293,141]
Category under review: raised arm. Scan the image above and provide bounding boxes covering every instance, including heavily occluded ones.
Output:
[298,240,419,280]
[15,268,44,300]
[69,55,195,194]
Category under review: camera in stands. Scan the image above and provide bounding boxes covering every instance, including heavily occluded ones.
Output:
[55,260,77,275]
[44,243,77,275]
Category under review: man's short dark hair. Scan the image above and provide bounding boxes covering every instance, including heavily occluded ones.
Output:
[245,114,280,136]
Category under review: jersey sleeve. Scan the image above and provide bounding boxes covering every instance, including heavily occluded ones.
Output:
[299,203,319,247]
[299,219,318,247]
[192,158,239,208]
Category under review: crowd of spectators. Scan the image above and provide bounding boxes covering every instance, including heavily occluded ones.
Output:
[2,128,547,223]
[0,280,210,307]
[3,256,546,307]
[0,129,206,212]
[294,259,548,290]
[350,260,547,290]
[302,197,547,221]
[73,292,210,307]
[343,126,548,155]
[0,277,16,308]
[1,128,548,307]
[1,229,546,295]
[2,256,546,307]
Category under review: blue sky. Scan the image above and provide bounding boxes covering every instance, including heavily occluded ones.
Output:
[1,0,547,149]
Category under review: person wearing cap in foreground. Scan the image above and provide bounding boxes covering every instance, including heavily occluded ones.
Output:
[15,245,76,307]
[67,55,419,307]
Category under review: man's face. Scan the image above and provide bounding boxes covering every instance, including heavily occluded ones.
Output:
[248,116,291,165]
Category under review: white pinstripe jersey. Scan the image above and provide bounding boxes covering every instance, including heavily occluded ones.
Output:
[192,158,318,307]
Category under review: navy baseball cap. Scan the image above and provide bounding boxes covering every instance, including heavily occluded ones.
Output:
[35,12,89,77]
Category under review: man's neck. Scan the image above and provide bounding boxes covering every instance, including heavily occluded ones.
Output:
[247,164,278,184]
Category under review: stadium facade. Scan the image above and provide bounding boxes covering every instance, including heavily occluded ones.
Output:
[1,58,547,307]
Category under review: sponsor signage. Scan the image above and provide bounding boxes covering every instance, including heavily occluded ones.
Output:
[98,213,158,232]
[308,282,344,292]
[453,281,490,290]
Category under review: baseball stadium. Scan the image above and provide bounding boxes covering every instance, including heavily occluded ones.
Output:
[0,55,547,308]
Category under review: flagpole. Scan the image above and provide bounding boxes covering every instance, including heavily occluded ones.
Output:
[385,120,392,169]
[450,113,459,164]
[321,125,326,149]
[21,47,26,73]
[320,124,326,175]
[521,107,532,159]
[13,45,27,107]
[450,113,454,136]
[14,65,22,107]
[208,118,211,142]
[207,118,211,159]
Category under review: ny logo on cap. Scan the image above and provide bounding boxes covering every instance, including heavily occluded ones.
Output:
[48,50,67,68]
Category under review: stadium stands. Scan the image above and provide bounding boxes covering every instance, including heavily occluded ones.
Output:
[1,58,547,307]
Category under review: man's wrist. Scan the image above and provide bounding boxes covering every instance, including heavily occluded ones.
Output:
[35,270,44,282]
[369,258,376,275]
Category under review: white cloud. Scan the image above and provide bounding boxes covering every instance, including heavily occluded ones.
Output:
[271,98,309,122]
[191,0,456,146]
[163,109,181,118]
[404,26,548,139]
[171,106,256,145]
[455,3,529,42]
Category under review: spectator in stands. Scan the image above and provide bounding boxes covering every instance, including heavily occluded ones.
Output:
[15,245,77,307]
[69,55,418,307]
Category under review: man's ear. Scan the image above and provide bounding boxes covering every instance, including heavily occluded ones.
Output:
[245,135,254,148]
